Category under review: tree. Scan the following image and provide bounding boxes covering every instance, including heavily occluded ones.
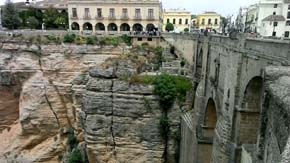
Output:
[43,7,59,29]
[165,23,174,32]
[54,17,66,29]
[19,7,43,29]
[26,16,39,29]
[184,28,189,32]
[221,16,228,34]
[2,0,21,29]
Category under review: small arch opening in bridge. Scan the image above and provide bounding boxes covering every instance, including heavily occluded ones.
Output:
[198,98,218,163]
[71,22,79,30]
[83,22,92,31]
[238,76,263,145]
[195,48,203,78]
[203,98,217,139]
[96,23,105,31]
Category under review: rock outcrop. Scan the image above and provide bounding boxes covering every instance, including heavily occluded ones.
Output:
[260,66,290,163]
[0,41,182,163]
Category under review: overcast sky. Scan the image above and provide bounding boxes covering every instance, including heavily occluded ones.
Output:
[0,0,257,16]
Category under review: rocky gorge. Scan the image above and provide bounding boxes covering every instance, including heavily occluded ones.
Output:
[0,38,189,163]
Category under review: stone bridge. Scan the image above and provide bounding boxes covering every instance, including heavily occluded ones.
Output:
[162,33,290,163]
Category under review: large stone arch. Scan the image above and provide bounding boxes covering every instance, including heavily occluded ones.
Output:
[95,22,105,31]
[232,76,263,162]
[83,22,93,31]
[71,22,79,30]
[108,23,118,31]
[239,76,263,144]
[133,23,143,32]
[120,23,130,31]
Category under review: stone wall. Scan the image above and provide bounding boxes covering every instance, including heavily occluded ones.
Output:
[163,33,290,163]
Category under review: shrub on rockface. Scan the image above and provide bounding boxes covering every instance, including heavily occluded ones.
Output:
[63,33,76,43]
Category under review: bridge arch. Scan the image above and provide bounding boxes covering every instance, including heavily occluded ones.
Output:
[239,76,263,144]
[198,98,218,163]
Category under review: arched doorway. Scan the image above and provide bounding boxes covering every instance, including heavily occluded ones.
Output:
[96,23,105,31]
[108,23,118,31]
[146,23,155,31]
[133,23,143,32]
[198,98,218,163]
[83,22,92,31]
[120,23,130,31]
[71,22,79,30]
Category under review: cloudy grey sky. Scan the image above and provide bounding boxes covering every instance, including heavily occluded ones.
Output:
[161,0,256,16]
[0,0,257,16]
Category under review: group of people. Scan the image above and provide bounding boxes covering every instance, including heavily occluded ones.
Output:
[130,30,160,36]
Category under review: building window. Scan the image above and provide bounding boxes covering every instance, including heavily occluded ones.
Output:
[185,19,188,24]
[109,8,115,18]
[288,12,290,18]
[288,4,290,10]
[273,12,276,15]
[173,18,176,24]
[167,18,170,23]
[274,21,278,27]
[97,8,102,18]
[138,37,142,41]
[72,8,77,17]
[148,9,154,18]
[148,37,153,41]
[272,31,276,36]
[179,18,182,24]
[214,18,218,25]
[122,8,128,17]
[85,8,90,18]
[135,8,141,18]
[285,31,289,37]
[208,19,212,25]
[286,20,290,26]
[202,18,205,25]
[274,4,278,8]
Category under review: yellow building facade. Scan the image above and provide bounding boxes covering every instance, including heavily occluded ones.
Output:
[197,12,221,32]
[68,0,162,34]
[162,9,191,32]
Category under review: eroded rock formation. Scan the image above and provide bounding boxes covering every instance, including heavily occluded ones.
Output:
[0,41,182,163]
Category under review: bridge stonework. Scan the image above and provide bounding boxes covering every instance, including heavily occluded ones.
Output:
[162,33,290,163]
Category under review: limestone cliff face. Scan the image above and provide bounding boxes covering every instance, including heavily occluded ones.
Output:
[0,41,181,163]
[260,66,290,163]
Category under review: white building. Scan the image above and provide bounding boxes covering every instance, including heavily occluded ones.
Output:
[242,0,290,37]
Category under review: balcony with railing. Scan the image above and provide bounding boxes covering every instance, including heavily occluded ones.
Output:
[83,15,91,20]
[134,15,142,20]
[108,15,116,20]
[70,15,78,20]
[121,15,129,20]
[95,15,104,20]
[147,16,155,20]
